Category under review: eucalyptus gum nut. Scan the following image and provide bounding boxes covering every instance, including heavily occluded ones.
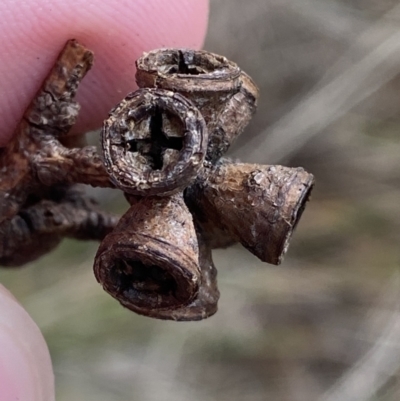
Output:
[143,230,220,321]
[93,193,202,318]
[135,49,259,162]
[135,48,241,94]
[1,39,315,322]
[102,88,208,196]
[207,72,259,162]
[185,160,315,265]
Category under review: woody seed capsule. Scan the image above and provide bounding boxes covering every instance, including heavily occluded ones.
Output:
[186,160,315,265]
[144,230,220,321]
[102,88,208,196]
[135,49,259,162]
[0,39,314,323]
[93,193,202,318]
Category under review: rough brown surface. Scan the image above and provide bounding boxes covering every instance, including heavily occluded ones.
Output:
[0,40,313,322]
[0,186,117,266]
[94,193,203,319]
[146,229,220,321]
[136,48,258,162]
[4,2,400,399]
[186,160,314,264]
[0,40,117,266]
[102,88,208,196]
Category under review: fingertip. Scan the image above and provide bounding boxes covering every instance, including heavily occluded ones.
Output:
[0,0,209,144]
[0,285,55,401]
[73,0,209,134]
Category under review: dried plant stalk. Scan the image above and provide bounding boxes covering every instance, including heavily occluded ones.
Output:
[0,40,112,221]
[0,186,118,266]
[0,40,116,266]
[186,160,314,264]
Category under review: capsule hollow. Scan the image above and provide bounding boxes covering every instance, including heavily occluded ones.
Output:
[135,49,259,162]
[102,88,208,196]
[186,160,314,265]
[93,193,202,318]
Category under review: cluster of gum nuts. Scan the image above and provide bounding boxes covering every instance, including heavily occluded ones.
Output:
[94,48,314,321]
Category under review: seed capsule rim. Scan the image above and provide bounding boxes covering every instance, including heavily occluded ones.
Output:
[102,88,208,196]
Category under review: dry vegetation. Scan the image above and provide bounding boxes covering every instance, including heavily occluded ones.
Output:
[3,0,400,400]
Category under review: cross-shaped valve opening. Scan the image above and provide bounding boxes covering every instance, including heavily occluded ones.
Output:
[126,106,184,170]
[177,51,202,75]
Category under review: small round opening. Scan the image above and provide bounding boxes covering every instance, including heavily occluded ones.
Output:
[114,259,177,294]
[155,50,231,77]
[123,105,184,171]
[166,51,208,75]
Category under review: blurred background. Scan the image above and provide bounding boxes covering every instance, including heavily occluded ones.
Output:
[3,0,400,400]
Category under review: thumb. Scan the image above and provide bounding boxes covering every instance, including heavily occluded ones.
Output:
[0,284,54,401]
[0,0,209,145]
